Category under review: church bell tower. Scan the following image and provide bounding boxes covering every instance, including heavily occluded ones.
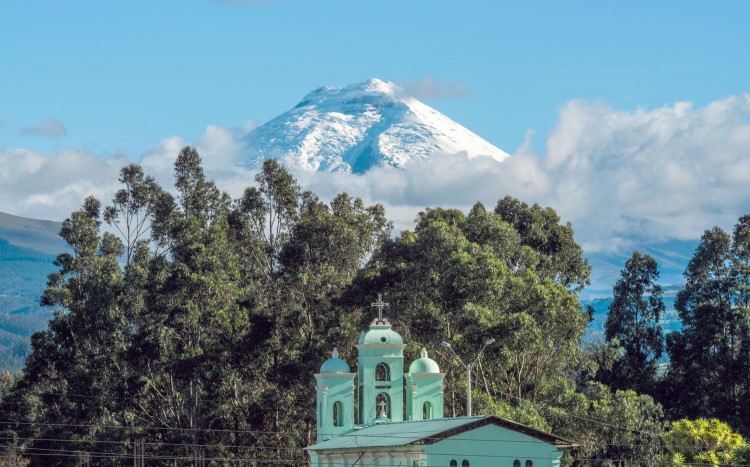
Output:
[406,348,445,420]
[356,294,405,425]
[313,294,446,442]
[315,348,355,443]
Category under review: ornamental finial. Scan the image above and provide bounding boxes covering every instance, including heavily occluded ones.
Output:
[370,293,389,321]
[332,347,339,359]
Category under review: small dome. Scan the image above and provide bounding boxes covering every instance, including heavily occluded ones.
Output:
[409,348,440,373]
[358,318,403,345]
[320,348,350,374]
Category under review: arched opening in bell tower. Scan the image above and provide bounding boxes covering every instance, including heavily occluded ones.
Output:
[422,401,433,420]
[375,362,390,381]
[332,401,343,427]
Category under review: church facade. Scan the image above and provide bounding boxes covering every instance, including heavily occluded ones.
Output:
[305,309,576,467]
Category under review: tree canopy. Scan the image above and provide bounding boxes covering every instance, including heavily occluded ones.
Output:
[602,251,664,393]
[661,221,750,433]
[0,149,691,466]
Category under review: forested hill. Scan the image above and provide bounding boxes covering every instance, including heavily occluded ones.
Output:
[0,211,64,372]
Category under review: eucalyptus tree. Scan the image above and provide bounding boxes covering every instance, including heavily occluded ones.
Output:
[346,200,590,417]
[494,195,591,292]
[0,150,393,464]
[663,220,750,434]
[0,197,132,465]
[602,251,664,393]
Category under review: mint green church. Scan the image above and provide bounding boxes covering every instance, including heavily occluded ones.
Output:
[305,305,577,467]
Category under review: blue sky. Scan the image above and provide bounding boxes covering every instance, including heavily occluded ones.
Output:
[2,0,750,290]
[2,0,747,156]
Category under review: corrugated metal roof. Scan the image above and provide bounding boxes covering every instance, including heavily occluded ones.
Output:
[305,415,577,451]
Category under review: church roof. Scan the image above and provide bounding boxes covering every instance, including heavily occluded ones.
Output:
[408,348,440,373]
[305,415,578,451]
[357,318,404,345]
[319,348,351,374]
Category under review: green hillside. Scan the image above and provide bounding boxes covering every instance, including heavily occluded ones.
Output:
[0,211,63,373]
[0,211,65,255]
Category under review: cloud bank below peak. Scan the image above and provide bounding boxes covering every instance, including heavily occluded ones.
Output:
[2,94,750,263]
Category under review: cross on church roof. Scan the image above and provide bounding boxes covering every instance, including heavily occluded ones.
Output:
[370,293,389,320]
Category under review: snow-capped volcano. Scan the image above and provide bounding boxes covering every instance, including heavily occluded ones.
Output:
[241,78,510,173]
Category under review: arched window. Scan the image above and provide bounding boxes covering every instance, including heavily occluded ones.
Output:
[450,461,457,467]
[422,401,433,420]
[462,461,470,467]
[375,362,390,381]
[513,460,521,467]
[375,392,391,418]
[332,401,343,427]
[525,461,533,467]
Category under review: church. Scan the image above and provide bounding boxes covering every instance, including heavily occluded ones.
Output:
[304,301,577,467]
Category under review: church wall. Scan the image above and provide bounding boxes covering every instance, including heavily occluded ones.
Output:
[425,424,563,467]
[311,446,425,467]
[315,373,355,442]
[405,374,445,420]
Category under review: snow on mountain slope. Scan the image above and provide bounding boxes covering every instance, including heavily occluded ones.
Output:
[241,79,510,173]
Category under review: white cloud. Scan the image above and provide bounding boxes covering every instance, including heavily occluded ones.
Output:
[292,150,550,233]
[141,135,186,187]
[196,124,243,172]
[401,76,473,101]
[540,94,750,252]
[292,94,750,259]
[21,118,67,137]
[0,125,253,221]
[3,94,750,265]
[0,148,124,220]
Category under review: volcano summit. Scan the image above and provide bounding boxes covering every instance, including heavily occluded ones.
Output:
[242,79,510,173]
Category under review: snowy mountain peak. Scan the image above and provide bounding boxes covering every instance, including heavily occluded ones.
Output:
[300,78,400,104]
[242,78,510,173]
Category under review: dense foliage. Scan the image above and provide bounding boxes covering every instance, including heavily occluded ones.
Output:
[590,218,750,464]
[3,148,747,465]
[0,151,391,465]
[660,418,745,466]
[601,251,664,393]
[659,219,750,435]
[345,202,590,413]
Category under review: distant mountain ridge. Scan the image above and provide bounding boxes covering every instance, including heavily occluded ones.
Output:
[241,78,510,173]
[0,210,66,256]
[582,286,683,356]
[0,211,63,372]
[583,239,695,299]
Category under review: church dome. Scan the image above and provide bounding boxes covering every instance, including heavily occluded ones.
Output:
[409,348,440,373]
[358,318,403,345]
[320,348,351,374]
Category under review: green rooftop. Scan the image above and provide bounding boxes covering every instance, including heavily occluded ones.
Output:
[305,415,577,451]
